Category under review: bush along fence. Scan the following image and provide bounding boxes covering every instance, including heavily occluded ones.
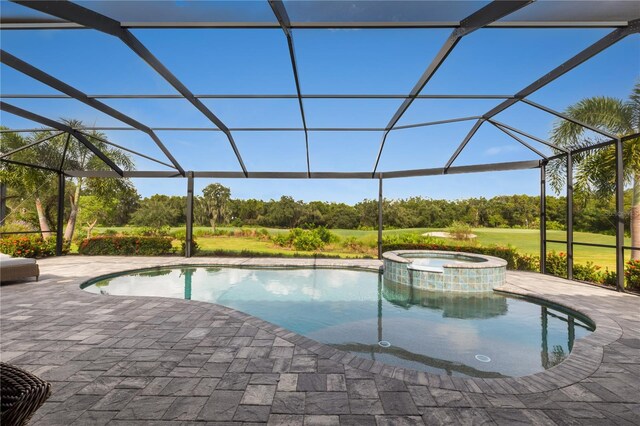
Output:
[545,251,639,291]
[0,235,63,258]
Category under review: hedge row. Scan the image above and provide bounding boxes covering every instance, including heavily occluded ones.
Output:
[0,235,60,258]
[78,236,173,255]
[545,251,640,291]
[195,248,350,258]
[625,260,640,291]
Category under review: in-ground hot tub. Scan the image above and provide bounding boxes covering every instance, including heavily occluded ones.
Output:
[383,250,507,292]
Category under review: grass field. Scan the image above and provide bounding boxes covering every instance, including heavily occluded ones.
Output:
[93,226,630,269]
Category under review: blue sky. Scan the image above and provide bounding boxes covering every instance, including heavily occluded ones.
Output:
[1,21,638,203]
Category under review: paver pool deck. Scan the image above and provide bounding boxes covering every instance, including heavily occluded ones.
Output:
[1,256,639,425]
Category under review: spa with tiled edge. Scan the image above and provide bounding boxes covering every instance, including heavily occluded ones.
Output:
[383,250,507,292]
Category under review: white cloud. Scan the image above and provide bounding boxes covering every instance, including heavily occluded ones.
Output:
[485,145,519,156]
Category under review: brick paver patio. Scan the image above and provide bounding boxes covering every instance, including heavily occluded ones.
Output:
[1,256,639,425]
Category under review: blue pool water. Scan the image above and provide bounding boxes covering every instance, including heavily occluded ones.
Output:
[82,267,594,378]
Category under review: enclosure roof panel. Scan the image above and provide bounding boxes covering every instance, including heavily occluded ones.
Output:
[2,1,638,28]
[1,1,638,178]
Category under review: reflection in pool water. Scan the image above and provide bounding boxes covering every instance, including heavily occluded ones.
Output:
[84,267,593,377]
[383,280,508,319]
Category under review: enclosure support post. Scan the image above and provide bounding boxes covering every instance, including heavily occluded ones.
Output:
[541,306,549,369]
[615,138,625,292]
[185,171,194,258]
[56,172,65,256]
[566,153,573,280]
[378,177,383,260]
[0,182,6,226]
[568,317,575,351]
[540,162,546,274]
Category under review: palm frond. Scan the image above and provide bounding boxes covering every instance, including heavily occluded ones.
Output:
[550,97,633,151]
[547,93,638,195]
[627,81,640,131]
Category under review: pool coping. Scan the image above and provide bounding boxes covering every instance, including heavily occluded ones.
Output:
[69,258,621,395]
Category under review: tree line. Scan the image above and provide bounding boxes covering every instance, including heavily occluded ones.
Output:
[122,187,630,235]
[2,168,629,236]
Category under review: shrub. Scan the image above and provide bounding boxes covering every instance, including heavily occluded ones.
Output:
[448,221,474,240]
[73,228,88,243]
[625,260,640,291]
[602,269,617,287]
[270,228,333,251]
[342,236,368,253]
[78,236,173,255]
[545,251,568,278]
[546,221,565,231]
[515,253,540,271]
[102,229,118,236]
[195,248,348,258]
[181,239,200,256]
[0,235,60,258]
[314,226,339,244]
[292,231,324,251]
[271,233,293,247]
[572,261,602,283]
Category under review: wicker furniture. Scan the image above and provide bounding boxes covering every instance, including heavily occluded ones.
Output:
[0,254,39,283]
[0,363,52,426]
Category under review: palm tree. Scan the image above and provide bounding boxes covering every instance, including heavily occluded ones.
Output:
[1,121,134,241]
[548,82,640,259]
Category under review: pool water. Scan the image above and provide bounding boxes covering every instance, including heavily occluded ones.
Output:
[83,267,594,378]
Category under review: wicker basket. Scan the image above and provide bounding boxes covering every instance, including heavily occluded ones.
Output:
[0,363,52,426]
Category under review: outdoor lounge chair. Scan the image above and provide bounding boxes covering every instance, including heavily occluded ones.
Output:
[0,254,39,283]
[0,362,52,426]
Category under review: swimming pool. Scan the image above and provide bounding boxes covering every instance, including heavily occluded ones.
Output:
[82,266,594,378]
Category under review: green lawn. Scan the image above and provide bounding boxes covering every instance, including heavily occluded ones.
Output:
[94,226,629,268]
[473,228,627,270]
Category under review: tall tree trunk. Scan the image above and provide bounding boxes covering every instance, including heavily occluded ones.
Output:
[64,178,82,241]
[35,197,52,239]
[632,172,640,260]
